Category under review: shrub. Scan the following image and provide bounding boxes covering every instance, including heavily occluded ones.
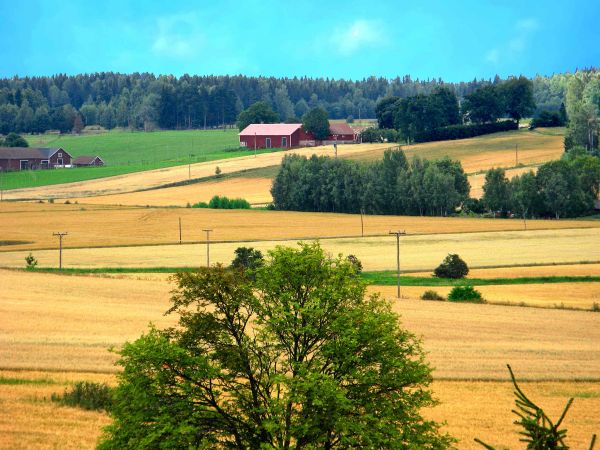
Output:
[208,195,250,209]
[448,286,484,303]
[421,290,445,301]
[51,381,113,412]
[230,247,264,273]
[346,254,363,274]
[215,166,222,177]
[24,253,38,270]
[433,254,469,279]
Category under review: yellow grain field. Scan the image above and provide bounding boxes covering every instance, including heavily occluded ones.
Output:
[2,201,599,252]
[428,380,600,450]
[3,269,600,380]
[1,227,598,273]
[2,143,391,201]
[411,263,600,279]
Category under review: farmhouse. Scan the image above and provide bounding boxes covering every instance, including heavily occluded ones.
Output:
[0,147,73,171]
[239,122,358,149]
[73,155,105,167]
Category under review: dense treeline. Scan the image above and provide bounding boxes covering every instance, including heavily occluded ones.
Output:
[481,150,600,219]
[271,149,470,216]
[0,70,596,135]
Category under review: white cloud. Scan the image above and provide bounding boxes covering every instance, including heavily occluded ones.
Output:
[484,17,539,66]
[152,13,205,59]
[330,20,384,56]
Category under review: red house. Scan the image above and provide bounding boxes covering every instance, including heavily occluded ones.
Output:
[0,147,73,171]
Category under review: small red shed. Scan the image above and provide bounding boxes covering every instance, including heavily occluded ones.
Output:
[328,123,357,142]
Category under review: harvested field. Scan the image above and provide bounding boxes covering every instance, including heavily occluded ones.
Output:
[349,128,564,173]
[71,177,275,207]
[428,380,600,450]
[1,228,598,272]
[372,283,600,310]
[2,269,599,380]
[2,143,391,201]
[1,201,599,252]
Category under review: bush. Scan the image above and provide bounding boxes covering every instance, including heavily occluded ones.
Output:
[192,196,251,210]
[448,286,484,303]
[462,198,485,214]
[530,110,565,128]
[346,254,363,274]
[24,253,38,270]
[421,290,445,301]
[51,381,114,411]
[230,247,264,273]
[414,120,518,143]
[433,254,469,279]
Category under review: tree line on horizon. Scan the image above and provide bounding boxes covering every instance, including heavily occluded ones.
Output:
[0,70,595,135]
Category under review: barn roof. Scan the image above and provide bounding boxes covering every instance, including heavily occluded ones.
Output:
[239,123,302,136]
[73,155,103,165]
[329,123,356,135]
[0,147,66,159]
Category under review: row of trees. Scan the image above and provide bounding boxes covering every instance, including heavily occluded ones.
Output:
[564,71,600,151]
[481,151,600,219]
[375,77,536,143]
[271,149,470,216]
[0,71,596,134]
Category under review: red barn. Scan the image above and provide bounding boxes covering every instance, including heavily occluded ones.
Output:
[327,123,357,142]
[239,124,314,149]
[0,147,73,171]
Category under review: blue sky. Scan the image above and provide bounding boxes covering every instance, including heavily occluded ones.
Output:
[0,0,598,81]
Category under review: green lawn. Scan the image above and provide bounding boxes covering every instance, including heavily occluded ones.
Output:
[0,129,277,190]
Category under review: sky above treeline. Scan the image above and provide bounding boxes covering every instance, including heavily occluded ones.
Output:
[1,0,598,82]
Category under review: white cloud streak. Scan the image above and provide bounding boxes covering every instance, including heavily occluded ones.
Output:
[485,17,539,66]
[330,20,385,56]
[152,13,205,59]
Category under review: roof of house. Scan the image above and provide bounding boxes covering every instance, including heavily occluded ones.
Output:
[0,147,67,159]
[329,123,356,135]
[73,155,103,165]
[239,123,302,136]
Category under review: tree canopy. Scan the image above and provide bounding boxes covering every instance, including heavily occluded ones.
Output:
[98,242,452,449]
[1,132,28,147]
[302,107,330,139]
[236,101,279,131]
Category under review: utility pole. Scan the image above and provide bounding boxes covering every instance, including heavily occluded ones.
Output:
[0,170,3,202]
[389,230,406,299]
[52,232,68,270]
[202,229,213,267]
[254,132,257,158]
[515,143,518,166]
[179,217,182,244]
[360,208,365,237]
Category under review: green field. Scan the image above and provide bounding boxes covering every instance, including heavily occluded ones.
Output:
[0,129,276,190]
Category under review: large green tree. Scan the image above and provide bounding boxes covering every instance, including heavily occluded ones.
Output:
[500,76,536,126]
[237,101,279,131]
[99,243,452,449]
[302,107,330,140]
[482,168,510,214]
[462,85,504,124]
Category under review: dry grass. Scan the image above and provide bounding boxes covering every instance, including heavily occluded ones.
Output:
[3,143,391,201]
[1,201,599,252]
[428,380,600,450]
[1,227,598,272]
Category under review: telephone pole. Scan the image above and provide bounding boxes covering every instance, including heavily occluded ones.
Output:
[52,232,68,270]
[389,230,406,299]
[179,217,182,244]
[202,229,213,267]
[515,143,518,166]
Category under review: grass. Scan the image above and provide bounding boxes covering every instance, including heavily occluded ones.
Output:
[1,129,281,190]
[362,272,600,286]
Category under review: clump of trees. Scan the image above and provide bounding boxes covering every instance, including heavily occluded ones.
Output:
[564,71,600,152]
[98,242,453,449]
[271,149,470,216]
[236,101,279,130]
[302,107,330,139]
[0,132,28,147]
[482,153,600,219]
[192,195,251,209]
[433,254,469,279]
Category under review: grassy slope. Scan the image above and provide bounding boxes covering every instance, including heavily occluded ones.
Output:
[0,129,279,189]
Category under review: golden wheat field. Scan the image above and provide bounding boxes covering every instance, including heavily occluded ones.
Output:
[1,227,599,272]
[1,201,599,252]
[411,263,600,279]
[1,373,598,450]
[2,143,391,201]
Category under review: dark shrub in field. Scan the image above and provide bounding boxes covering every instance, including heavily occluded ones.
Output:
[51,381,113,411]
[421,290,445,301]
[433,254,469,279]
[448,286,484,303]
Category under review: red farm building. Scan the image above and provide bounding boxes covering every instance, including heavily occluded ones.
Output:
[239,122,357,149]
[0,147,73,171]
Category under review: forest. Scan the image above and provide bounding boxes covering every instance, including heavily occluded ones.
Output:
[0,71,588,134]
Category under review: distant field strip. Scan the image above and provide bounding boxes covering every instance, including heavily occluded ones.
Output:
[2,202,598,252]
[1,228,598,272]
[2,143,390,200]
